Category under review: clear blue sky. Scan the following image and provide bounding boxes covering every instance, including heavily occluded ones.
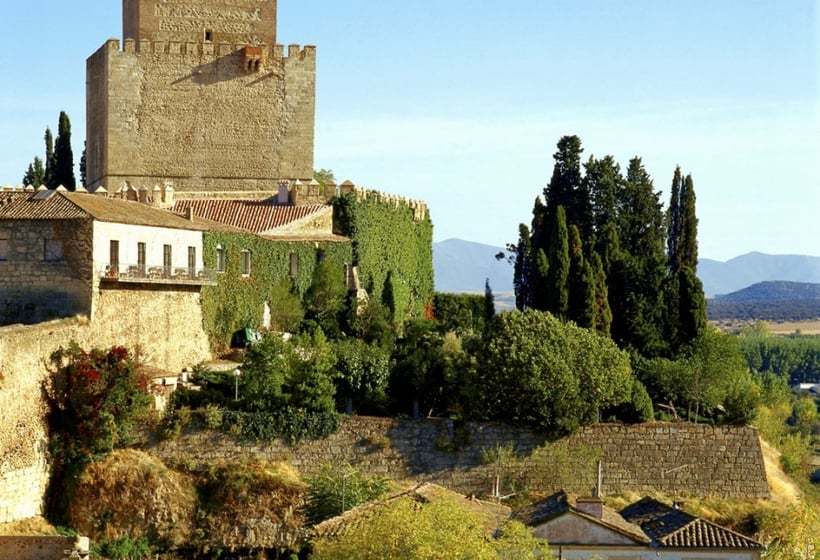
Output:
[0,1,817,261]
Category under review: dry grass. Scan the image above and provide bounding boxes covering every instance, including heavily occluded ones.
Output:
[0,516,59,536]
[68,449,197,548]
[759,438,801,505]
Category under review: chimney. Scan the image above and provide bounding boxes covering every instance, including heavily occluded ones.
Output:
[575,497,604,520]
[278,182,290,205]
[186,206,195,221]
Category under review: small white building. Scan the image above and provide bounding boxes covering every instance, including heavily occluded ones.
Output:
[515,491,763,560]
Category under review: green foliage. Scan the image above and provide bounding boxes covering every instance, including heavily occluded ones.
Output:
[287,330,337,414]
[305,259,348,337]
[567,224,596,329]
[240,334,290,411]
[201,231,352,349]
[607,378,655,423]
[778,433,811,475]
[313,168,336,187]
[222,409,340,444]
[792,396,818,433]
[390,321,476,417]
[636,328,762,424]
[202,404,223,430]
[434,293,489,335]
[739,330,820,384]
[333,338,391,412]
[22,156,45,188]
[44,127,55,188]
[54,111,76,190]
[334,192,434,326]
[476,310,632,434]
[306,463,390,524]
[91,536,152,560]
[268,277,305,332]
[545,206,570,318]
[311,495,550,560]
[45,344,152,522]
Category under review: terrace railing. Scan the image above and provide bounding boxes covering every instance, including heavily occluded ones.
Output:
[99,263,218,286]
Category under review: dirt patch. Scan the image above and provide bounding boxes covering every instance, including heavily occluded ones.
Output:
[0,516,58,536]
[759,438,801,505]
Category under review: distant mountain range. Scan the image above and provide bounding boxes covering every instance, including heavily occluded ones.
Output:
[434,240,820,300]
[708,281,820,322]
[715,281,820,303]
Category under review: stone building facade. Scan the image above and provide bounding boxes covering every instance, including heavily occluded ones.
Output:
[86,0,315,197]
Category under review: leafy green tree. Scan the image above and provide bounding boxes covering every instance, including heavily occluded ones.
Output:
[267,278,304,332]
[313,168,336,187]
[792,397,818,434]
[305,260,347,337]
[287,330,337,414]
[53,111,76,190]
[311,495,550,560]
[476,310,632,433]
[306,463,389,524]
[240,334,290,411]
[567,225,596,329]
[545,206,570,318]
[333,338,390,413]
[22,157,45,187]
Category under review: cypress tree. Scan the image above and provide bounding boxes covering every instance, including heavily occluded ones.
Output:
[568,225,595,329]
[44,128,55,188]
[590,252,612,336]
[22,157,45,188]
[678,267,707,344]
[667,167,683,272]
[512,224,533,310]
[53,111,76,190]
[484,279,496,324]
[585,154,623,240]
[533,248,550,311]
[544,136,587,233]
[679,174,698,271]
[545,206,570,318]
[79,141,87,187]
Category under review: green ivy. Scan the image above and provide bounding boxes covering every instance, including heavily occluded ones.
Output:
[201,232,352,349]
[334,193,434,325]
[221,409,340,444]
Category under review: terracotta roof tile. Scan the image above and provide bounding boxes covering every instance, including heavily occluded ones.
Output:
[620,497,762,550]
[0,192,87,220]
[173,199,329,234]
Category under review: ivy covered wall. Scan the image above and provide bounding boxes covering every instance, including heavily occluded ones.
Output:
[335,193,434,324]
[201,232,352,349]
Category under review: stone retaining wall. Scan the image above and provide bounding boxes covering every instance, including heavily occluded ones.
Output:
[0,536,89,560]
[153,417,770,499]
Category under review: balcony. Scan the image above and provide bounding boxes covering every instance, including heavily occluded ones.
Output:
[99,263,218,287]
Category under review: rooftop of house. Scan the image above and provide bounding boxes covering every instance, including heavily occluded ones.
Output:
[515,492,763,551]
[172,198,332,235]
[312,483,511,541]
[620,497,763,550]
[0,190,246,233]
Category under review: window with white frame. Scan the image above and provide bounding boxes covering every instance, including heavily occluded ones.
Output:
[216,245,226,272]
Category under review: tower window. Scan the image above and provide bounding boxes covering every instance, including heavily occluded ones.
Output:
[241,250,252,277]
[216,245,226,272]
[204,30,213,42]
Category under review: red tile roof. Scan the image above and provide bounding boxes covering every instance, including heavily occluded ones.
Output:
[173,199,329,234]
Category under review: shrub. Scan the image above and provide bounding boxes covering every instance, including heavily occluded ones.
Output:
[306,463,390,524]
[45,344,153,521]
[202,405,224,430]
[91,537,152,560]
[609,378,655,423]
[222,410,339,444]
[779,433,811,475]
[68,450,197,549]
[433,293,488,335]
[333,338,390,412]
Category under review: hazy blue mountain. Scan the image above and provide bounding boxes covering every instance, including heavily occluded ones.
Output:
[433,239,514,293]
[715,281,820,302]
[700,252,820,297]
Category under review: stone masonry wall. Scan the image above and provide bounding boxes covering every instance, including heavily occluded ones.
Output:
[0,287,211,524]
[86,39,315,195]
[0,219,93,325]
[0,536,89,560]
[153,417,770,500]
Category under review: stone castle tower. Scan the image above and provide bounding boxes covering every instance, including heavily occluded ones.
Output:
[86,0,315,198]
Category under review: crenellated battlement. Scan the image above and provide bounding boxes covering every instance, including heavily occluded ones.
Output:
[96,37,315,64]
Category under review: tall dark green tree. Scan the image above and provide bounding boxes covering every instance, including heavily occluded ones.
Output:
[543,136,592,241]
[511,224,533,310]
[585,155,623,241]
[533,249,550,311]
[545,206,570,318]
[484,279,496,324]
[567,225,596,329]
[590,252,612,336]
[677,267,707,344]
[44,128,55,189]
[79,142,87,187]
[679,174,698,271]
[22,157,46,188]
[53,111,76,190]
[666,167,683,272]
